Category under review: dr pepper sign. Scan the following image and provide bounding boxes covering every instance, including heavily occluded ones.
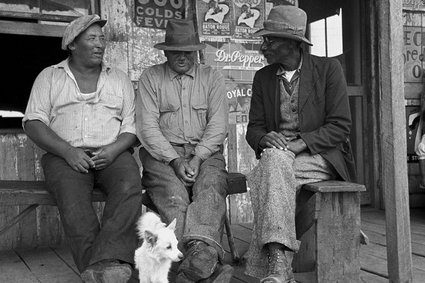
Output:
[135,0,186,29]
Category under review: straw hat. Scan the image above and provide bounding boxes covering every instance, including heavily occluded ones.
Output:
[254,5,312,45]
[154,19,206,51]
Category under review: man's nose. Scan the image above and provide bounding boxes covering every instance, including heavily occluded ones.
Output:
[94,38,105,48]
[260,42,268,51]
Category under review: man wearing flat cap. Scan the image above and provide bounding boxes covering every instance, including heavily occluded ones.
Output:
[136,19,233,282]
[245,5,356,283]
[23,14,141,283]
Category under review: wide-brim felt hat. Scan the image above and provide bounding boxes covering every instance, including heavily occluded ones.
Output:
[254,5,312,46]
[61,14,107,50]
[154,19,206,51]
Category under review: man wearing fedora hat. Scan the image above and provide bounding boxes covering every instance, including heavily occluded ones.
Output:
[136,19,233,283]
[23,14,142,283]
[245,5,356,283]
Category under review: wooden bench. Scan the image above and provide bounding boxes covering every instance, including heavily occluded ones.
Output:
[294,181,366,283]
[0,172,247,262]
[0,177,366,282]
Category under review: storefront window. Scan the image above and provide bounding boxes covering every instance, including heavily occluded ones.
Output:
[300,0,362,85]
[310,10,343,57]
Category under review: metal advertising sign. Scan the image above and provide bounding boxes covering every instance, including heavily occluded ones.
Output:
[134,0,185,29]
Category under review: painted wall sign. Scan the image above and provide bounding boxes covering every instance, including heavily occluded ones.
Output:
[404,25,425,83]
[134,0,185,29]
[215,49,265,70]
[403,0,425,11]
[226,82,252,124]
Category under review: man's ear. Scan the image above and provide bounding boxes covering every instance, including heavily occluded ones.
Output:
[167,218,177,231]
[68,41,76,51]
[144,230,157,246]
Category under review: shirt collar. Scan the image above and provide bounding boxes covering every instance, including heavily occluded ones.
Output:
[166,62,196,81]
[53,58,111,74]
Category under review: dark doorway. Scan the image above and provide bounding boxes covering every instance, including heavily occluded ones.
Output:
[0,33,67,129]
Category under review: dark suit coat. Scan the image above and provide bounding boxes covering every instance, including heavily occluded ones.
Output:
[246,52,356,182]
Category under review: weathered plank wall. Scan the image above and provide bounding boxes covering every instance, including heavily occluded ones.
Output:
[0,132,65,250]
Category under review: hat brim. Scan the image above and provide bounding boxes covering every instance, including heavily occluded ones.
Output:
[154,42,206,51]
[253,29,312,46]
[93,19,107,28]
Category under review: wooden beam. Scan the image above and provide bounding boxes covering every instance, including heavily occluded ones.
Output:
[0,20,64,37]
[376,0,413,282]
[0,11,76,22]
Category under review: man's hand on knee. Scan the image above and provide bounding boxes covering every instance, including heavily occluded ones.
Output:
[259,131,288,150]
[91,145,120,170]
[63,146,95,174]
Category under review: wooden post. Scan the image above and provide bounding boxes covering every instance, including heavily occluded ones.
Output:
[376,0,413,281]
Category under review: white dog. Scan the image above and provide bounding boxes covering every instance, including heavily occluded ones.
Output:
[134,212,183,283]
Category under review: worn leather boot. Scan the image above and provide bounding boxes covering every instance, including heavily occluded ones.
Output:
[260,246,296,283]
[177,240,218,281]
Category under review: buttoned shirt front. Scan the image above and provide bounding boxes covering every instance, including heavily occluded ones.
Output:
[136,62,228,163]
[23,59,136,149]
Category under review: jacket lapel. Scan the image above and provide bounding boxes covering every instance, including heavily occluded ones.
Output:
[299,53,316,112]
[266,64,280,130]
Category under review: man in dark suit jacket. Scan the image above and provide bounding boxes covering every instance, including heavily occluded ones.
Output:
[244,5,356,283]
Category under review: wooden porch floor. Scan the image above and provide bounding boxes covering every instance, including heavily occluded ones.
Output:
[1,207,424,283]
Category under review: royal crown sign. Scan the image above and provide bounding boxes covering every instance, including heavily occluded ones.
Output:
[134,0,186,29]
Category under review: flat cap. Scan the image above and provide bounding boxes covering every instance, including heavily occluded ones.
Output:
[61,14,107,50]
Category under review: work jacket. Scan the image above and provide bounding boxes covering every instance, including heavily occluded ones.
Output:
[246,52,356,182]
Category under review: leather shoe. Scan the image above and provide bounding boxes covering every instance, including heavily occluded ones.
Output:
[178,240,218,281]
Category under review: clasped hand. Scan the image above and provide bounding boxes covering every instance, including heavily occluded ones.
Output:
[259,131,307,155]
[63,145,119,173]
[170,156,202,186]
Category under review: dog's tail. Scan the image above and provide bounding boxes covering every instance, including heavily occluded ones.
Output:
[136,211,165,239]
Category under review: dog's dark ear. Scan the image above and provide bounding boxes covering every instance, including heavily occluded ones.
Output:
[145,230,158,246]
[167,218,177,231]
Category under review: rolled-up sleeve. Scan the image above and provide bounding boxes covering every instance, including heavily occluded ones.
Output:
[118,72,136,135]
[22,68,53,129]
[194,70,228,160]
[136,70,180,163]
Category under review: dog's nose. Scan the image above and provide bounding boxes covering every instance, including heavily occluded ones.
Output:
[178,253,184,260]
